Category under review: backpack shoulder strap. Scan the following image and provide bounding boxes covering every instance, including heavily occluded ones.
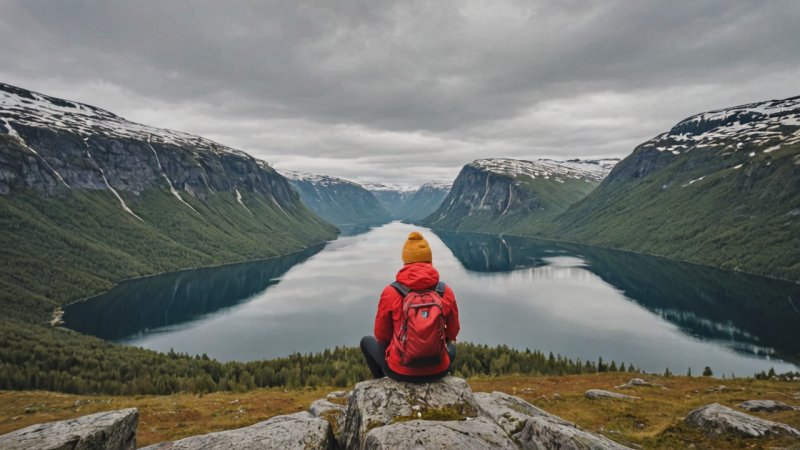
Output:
[391,281,411,297]
[435,281,446,297]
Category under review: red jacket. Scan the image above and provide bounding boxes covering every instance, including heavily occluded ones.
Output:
[374,262,460,376]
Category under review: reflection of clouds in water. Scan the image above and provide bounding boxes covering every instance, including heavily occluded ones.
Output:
[113,222,798,374]
[539,256,588,268]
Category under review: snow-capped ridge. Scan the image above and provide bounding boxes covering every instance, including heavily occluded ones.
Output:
[278,170,362,188]
[0,83,249,159]
[471,158,618,183]
[645,94,800,155]
[419,180,453,190]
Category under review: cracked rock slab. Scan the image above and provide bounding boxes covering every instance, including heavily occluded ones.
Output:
[685,403,800,438]
[0,408,138,450]
[616,378,664,389]
[739,400,795,412]
[475,391,631,450]
[342,376,478,450]
[585,389,640,400]
[141,412,334,450]
[363,416,516,449]
[310,399,348,447]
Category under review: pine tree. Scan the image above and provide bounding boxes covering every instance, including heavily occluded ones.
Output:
[702,366,713,377]
[686,367,692,377]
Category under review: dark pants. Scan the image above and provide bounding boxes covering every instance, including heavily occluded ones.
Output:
[360,335,456,382]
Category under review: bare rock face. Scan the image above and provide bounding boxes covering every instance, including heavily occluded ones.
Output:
[309,399,348,447]
[616,378,664,389]
[342,376,479,450]
[685,403,800,438]
[363,416,516,450]
[585,389,640,401]
[141,412,334,450]
[739,400,795,413]
[0,408,138,450]
[475,391,631,450]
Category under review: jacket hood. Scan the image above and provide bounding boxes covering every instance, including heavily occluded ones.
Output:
[395,262,440,291]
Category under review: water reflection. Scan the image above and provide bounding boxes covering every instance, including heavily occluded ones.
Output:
[434,230,800,365]
[62,222,799,374]
[64,245,325,341]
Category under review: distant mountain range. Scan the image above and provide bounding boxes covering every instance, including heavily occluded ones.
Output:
[274,173,452,226]
[280,170,392,226]
[421,158,617,232]
[0,82,336,322]
[422,95,800,281]
[366,181,451,221]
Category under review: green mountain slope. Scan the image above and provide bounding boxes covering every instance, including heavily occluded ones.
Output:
[0,84,336,323]
[545,96,800,281]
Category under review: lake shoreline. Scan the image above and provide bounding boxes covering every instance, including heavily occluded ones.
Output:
[419,223,800,286]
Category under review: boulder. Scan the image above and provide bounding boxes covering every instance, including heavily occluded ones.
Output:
[685,403,800,438]
[0,408,138,450]
[310,399,347,447]
[327,390,351,401]
[475,391,631,449]
[341,376,479,450]
[616,378,663,389]
[584,389,640,400]
[739,400,795,412]
[141,412,334,450]
[363,416,516,449]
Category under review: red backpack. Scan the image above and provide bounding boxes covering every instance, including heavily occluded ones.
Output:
[390,281,447,367]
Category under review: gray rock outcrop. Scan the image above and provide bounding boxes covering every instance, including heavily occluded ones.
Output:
[141,412,334,450]
[615,378,663,389]
[1,378,642,450]
[739,400,795,412]
[475,391,631,449]
[685,403,800,438]
[342,376,479,450]
[363,416,516,449]
[0,408,138,450]
[584,389,640,400]
[309,399,348,447]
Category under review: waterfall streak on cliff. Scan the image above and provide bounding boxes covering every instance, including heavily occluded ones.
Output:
[85,147,144,222]
[3,118,71,188]
[147,139,199,214]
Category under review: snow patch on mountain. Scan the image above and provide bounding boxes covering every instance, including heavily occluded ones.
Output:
[0,83,249,158]
[278,170,363,188]
[646,95,800,155]
[471,158,618,183]
[362,182,418,193]
[418,180,453,191]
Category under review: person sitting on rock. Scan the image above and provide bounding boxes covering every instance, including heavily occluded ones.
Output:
[360,231,460,382]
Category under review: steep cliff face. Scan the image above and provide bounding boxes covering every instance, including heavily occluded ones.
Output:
[0,83,336,322]
[551,95,800,280]
[0,83,300,205]
[281,171,391,226]
[422,158,616,232]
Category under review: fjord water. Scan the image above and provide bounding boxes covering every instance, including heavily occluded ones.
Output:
[64,222,800,375]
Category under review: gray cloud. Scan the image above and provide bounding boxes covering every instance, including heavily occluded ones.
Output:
[1,0,799,186]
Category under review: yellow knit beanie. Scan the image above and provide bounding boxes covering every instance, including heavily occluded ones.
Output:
[402,231,432,264]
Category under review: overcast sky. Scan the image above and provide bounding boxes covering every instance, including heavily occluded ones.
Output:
[1,1,799,186]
